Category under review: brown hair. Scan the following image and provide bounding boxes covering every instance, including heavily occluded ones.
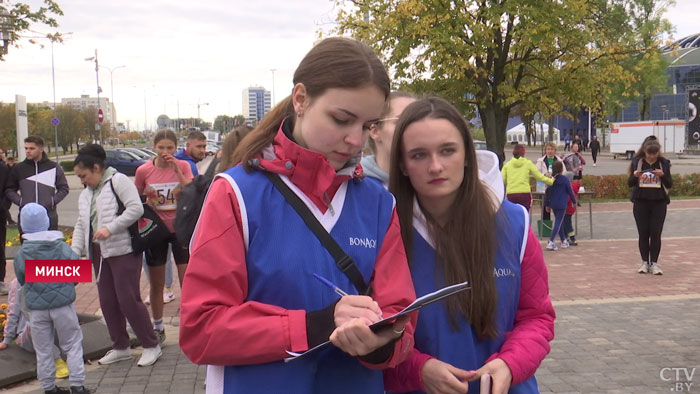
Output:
[25,135,45,147]
[629,135,663,174]
[232,37,390,170]
[545,141,557,150]
[389,97,499,339]
[153,129,178,146]
[218,125,254,173]
[368,91,416,154]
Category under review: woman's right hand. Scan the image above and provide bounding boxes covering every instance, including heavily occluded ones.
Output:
[334,295,382,327]
[0,342,8,350]
[421,358,474,394]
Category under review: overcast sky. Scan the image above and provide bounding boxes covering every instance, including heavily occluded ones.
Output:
[1,0,698,130]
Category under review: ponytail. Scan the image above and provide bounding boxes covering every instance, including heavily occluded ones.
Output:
[231,96,294,171]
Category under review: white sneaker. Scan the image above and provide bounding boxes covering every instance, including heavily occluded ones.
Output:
[649,263,663,275]
[98,348,132,365]
[638,262,649,274]
[137,345,162,367]
[593,163,597,167]
[163,288,175,304]
[561,240,570,248]
[546,241,558,251]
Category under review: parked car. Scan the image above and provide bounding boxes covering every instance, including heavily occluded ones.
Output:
[105,149,145,176]
[474,140,488,150]
[206,143,219,156]
[120,147,152,160]
[139,147,157,156]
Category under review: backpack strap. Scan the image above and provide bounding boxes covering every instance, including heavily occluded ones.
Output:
[262,171,369,295]
[108,177,126,214]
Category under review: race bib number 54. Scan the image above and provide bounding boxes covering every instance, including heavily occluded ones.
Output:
[147,182,181,210]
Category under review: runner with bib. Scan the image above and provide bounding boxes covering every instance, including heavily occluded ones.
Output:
[135,129,194,343]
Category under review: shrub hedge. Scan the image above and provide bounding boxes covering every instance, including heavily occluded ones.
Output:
[579,173,700,200]
[60,160,74,173]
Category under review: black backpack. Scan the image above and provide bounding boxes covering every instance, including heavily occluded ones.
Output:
[175,158,220,247]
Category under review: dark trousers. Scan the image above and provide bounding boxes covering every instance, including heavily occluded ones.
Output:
[592,150,599,164]
[0,209,5,282]
[506,193,532,211]
[91,244,159,350]
[550,209,567,242]
[563,214,575,238]
[633,199,667,263]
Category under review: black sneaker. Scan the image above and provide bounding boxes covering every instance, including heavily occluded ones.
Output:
[70,386,91,394]
[44,387,70,394]
[568,239,578,246]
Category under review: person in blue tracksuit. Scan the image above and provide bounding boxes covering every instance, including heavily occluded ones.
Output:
[544,161,577,251]
[384,97,555,394]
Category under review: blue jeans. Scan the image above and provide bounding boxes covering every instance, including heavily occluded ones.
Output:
[549,209,567,242]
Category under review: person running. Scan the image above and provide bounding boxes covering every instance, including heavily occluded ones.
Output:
[361,92,416,187]
[628,137,672,275]
[179,37,416,394]
[589,135,601,167]
[384,97,555,393]
[501,144,553,211]
[71,144,162,367]
[544,161,577,251]
[135,129,193,343]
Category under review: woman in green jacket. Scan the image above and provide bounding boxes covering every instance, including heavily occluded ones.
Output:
[502,144,553,211]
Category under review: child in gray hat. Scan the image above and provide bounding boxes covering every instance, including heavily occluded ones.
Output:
[13,203,90,394]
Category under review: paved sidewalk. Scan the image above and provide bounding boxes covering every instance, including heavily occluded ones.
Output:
[1,200,699,393]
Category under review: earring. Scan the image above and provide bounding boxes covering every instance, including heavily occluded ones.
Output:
[297,111,303,118]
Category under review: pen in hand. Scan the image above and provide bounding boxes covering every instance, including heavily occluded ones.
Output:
[313,273,349,297]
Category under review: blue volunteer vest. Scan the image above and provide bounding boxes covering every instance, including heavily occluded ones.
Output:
[400,201,539,394]
[220,166,395,394]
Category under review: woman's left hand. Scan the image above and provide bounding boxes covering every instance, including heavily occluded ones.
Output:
[329,315,408,357]
[652,169,664,177]
[93,227,112,241]
[468,358,512,394]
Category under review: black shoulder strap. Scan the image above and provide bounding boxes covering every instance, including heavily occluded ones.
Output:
[203,157,220,178]
[263,171,369,295]
[108,178,126,214]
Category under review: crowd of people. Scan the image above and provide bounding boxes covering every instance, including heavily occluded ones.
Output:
[0,36,674,394]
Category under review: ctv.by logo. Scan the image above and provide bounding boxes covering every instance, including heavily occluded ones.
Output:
[660,367,695,392]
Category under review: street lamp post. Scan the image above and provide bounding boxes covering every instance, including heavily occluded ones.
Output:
[197,102,209,127]
[84,49,103,144]
[102,64,125,131]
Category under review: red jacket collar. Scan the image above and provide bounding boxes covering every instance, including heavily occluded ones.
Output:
[253,122,364,212]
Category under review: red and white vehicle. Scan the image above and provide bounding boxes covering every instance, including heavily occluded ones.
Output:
[610,120,686,160]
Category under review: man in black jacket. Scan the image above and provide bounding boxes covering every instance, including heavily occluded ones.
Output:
[4,136,69,234]
[589,135,601,166]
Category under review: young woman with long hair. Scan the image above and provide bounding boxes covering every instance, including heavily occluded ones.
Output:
[384,97,555,394]
[628,136,672,275]
[179,37,416,393]
[134,129,193,342]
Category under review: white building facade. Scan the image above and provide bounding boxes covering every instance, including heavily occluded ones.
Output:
[242,87,271,125]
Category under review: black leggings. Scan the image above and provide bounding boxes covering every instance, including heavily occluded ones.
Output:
[632,199,667,263]
[592,150,598,163]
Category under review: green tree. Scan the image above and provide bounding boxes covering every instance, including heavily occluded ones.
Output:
[0,1,63,61]
[0,103,17,151]
[333,0,665,162]
[55,104,86,153]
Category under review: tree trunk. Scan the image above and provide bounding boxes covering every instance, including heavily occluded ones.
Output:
[479,103,509,167]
